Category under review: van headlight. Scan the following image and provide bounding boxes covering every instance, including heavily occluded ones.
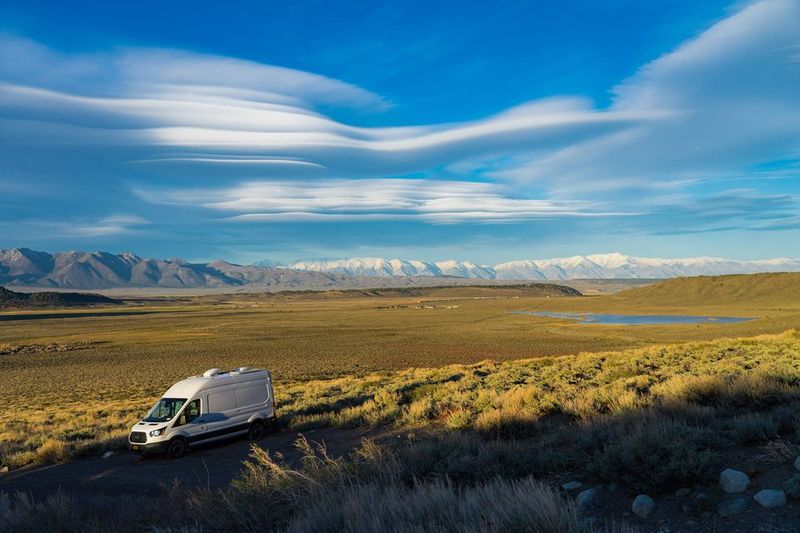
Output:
[149,428,166,437]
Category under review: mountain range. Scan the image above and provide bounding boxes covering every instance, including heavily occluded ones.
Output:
[3,248,800,290]
[279,253,800,281]
[0,248,525,290]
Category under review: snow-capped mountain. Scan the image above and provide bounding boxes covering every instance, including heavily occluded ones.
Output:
[288,258,443,278]
[284,253,800,280]
[434,260,497,280]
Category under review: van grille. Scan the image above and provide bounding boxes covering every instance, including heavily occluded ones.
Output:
[129,431,147,443]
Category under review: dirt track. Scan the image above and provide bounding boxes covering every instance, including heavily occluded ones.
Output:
[0,427,375,497]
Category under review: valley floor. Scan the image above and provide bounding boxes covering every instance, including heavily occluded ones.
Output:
[3,278,800,531]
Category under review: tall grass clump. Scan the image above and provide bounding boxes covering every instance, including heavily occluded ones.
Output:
[288,476,585,533]
[189,436,589,533]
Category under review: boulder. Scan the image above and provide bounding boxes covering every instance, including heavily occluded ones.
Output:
[561,480,583,492]
[754,489,786,509]
[575,486,602,513]
[674,488,691,498]
[719,468,750,493]
[632,494,656,518]
[717,496,748,517]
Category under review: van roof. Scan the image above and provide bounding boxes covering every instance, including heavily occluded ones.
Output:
[163,368,270,399]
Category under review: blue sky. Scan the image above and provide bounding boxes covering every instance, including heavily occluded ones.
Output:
[1,0,799,264]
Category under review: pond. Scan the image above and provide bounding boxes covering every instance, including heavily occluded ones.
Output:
[509,311,754,325]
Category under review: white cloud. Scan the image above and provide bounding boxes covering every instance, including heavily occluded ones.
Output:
[137,178,629,223]
[496,0,800,191]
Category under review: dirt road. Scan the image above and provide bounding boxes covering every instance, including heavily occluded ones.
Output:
[0,427,375,497]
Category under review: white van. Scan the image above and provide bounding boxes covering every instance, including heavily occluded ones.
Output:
[128,367,276,458]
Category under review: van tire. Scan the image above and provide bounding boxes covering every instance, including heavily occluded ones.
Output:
[248,421,266,441]
[166,437,187,459]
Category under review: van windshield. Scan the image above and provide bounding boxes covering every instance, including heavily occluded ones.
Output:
[143,398,187,422]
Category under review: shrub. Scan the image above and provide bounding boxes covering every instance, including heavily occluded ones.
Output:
[587,416,718,491]
[35,440,68,465]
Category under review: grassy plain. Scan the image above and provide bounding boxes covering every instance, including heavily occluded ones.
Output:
[3,275,800,529]
[2,276,800,471]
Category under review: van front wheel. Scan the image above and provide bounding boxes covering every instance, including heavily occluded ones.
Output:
[248,421,266,441]
[166,437,187,459]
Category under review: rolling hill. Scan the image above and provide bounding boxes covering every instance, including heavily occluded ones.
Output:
[616,272,800,306]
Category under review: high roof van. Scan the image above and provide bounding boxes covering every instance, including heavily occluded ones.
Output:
[128,367,276,458]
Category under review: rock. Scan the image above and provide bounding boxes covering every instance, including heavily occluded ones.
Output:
[717,496,748,517]
[632,494,656,518]
[575,486,602,513]
[607,482,619,492]
[795,456,800,472]
[753,489,786,508]
[561,480,583,491]
[0,466,8,474]
[719,468,750,493]
[675,488,691,498]
[102,451,115,459]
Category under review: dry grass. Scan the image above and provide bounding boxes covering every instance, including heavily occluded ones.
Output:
[2,282,800,473]
[3,325,800,528]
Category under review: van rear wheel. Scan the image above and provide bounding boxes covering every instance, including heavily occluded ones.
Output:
[248,421,266,441]
[166,437,187,459]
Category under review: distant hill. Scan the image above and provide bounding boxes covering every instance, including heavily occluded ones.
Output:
[273,284,582,299]
[0,287,118,308]
[616,272,800,306]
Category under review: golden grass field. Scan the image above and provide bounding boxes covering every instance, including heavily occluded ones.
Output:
[2,275,800,470]
[4,275,800,530]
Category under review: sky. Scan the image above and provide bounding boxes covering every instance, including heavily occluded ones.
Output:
[0,0,799,264]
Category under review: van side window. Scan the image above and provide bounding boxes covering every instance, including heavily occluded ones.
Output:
[175,399,201,427]
[235,385,268,407]
[208,390,237,412]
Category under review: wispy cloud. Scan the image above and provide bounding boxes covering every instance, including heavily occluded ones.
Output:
[494,0,800,193]
[3,215,149,240]
[137,179,628,223]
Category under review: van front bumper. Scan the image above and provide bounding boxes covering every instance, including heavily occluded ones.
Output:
[129,440,170,455]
